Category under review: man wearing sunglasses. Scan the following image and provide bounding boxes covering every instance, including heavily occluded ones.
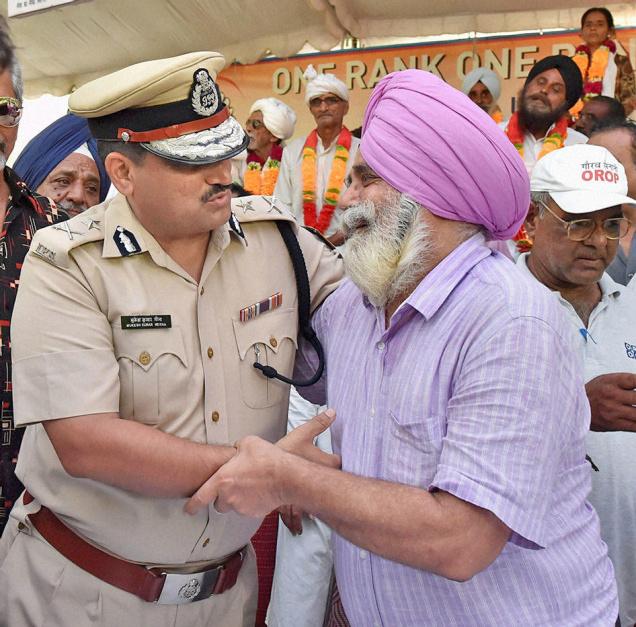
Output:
[242,97,296,197]
[519,143,636,627]
[0,25,66,538]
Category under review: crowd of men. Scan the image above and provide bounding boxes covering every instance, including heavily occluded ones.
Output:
[0,5,635,627]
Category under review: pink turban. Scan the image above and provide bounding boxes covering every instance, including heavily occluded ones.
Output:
[361,70,529,240]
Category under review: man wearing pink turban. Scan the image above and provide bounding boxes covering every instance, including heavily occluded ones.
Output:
[186,70,618,626]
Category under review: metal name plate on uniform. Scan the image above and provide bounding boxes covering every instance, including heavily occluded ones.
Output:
[121,315,172,330]
[239,292,282,322]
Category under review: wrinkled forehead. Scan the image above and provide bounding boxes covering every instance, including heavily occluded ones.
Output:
[47,153,100,180]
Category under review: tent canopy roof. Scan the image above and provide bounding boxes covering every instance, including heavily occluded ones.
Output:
[4,0,635,97]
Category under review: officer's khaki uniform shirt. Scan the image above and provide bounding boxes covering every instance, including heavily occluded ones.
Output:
[11,193,342,566]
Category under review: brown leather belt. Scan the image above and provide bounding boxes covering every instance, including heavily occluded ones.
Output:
[22,491,245,604]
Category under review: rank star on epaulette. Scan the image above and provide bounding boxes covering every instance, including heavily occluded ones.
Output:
[81,217,101,231]
[236,199,255,214]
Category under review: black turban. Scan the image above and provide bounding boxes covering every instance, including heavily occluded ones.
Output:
[525,55,583,109]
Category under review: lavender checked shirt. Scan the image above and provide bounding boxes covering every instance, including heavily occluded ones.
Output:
[297,233,617,626]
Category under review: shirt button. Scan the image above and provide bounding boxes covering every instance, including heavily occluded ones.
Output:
[202,538,210,547]
[17,522,25,531]
[628,272,634,279]
[370,408,375,417]
[376,341,385,351]
[359,549,368,559]
[207,347,214,359]
[211,411,220,423]
[200,287,205,295]
[269,337,278,348]
[139,351,151,366]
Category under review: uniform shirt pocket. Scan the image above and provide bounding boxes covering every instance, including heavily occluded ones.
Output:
[232,307,298,409]
[383,411,445,488]
[111,325,188,425]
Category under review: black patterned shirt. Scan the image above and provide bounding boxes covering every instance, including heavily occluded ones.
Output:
[0,167,65,534]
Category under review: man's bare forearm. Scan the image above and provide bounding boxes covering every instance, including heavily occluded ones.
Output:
[44,413,235,498]
[280,453,509,581]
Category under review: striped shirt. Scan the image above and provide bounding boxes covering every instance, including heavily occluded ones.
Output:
[299,233,617,626]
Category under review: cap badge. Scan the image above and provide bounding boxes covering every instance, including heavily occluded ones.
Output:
[190,68,219,117]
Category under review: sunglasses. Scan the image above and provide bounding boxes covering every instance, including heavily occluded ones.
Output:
[539,201,630,241]
[0,97,22,128]
[245,119,264,130]
[309,96,343,108]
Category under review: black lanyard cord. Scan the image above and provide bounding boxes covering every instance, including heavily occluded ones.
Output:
[252,220,326,387]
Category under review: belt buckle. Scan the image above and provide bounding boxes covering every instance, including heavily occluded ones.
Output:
[156,567,221,605]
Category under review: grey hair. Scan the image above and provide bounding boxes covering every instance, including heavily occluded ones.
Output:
[11,60,22,102]
[530,191,551,215]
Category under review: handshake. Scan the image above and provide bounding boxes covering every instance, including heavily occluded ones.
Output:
[184,408,340,528]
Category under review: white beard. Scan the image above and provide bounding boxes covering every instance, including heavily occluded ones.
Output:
[341,192,435,308]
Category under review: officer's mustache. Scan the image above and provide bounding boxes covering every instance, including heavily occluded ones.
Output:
[201,183,232,203]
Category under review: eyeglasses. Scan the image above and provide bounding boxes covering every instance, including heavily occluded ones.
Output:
[309,96,342,108]
[245,119,264,130]
[539,200,630,241]
[0,97,22,127]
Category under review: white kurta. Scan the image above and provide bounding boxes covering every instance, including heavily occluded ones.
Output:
[499,121,587,175]
[518,254,636,627]
[275,132,360,237]
[266,387,334,627]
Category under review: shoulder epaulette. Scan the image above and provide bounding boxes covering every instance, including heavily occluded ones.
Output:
[232,195,295,225]
[30,206,106,268]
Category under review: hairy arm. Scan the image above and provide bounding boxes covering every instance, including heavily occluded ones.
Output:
[187,430,509,582]
[44,412,235,498]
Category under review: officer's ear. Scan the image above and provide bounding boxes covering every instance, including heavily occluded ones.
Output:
[104,152,136,196]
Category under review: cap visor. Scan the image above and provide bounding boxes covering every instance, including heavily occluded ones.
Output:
[550,189,636,215]
[142,116,248,165]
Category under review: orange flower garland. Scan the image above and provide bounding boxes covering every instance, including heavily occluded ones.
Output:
[243,157,280,196]
[302,127,352,234]
[505,113,569,252]
[505,112,568,160]
[570,40,616,117]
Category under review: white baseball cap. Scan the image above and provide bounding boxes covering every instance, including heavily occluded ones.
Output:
[531,144,636,214]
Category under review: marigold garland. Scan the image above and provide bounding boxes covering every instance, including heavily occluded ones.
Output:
[243,157,280,196]
[570,40,616,117]
[505,113,569,252]
[491,110,504,124]
[302,127,352,234]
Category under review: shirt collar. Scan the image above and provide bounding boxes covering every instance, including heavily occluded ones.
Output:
[102,193,242,260]
[517,252,622,302]
[405,233,492,320]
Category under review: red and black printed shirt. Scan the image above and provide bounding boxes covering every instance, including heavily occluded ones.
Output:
[0,167,66,535]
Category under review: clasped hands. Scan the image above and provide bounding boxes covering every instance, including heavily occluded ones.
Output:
[184,408,339,524]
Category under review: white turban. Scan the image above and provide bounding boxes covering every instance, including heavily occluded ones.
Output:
[461,68,501,102]
[249,97,297,141]
[303,64,349,104]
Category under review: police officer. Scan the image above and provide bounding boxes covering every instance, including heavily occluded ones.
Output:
[0,51,342,626]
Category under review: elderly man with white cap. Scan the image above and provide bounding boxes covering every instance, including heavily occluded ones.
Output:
[243,97,296,196]
[519,143,636,626]
[461,67,503,123]
[186,69,619,625]
[275,65,359,245]
[0,51,343,627]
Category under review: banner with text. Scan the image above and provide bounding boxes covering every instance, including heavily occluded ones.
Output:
[220,28,636,138]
